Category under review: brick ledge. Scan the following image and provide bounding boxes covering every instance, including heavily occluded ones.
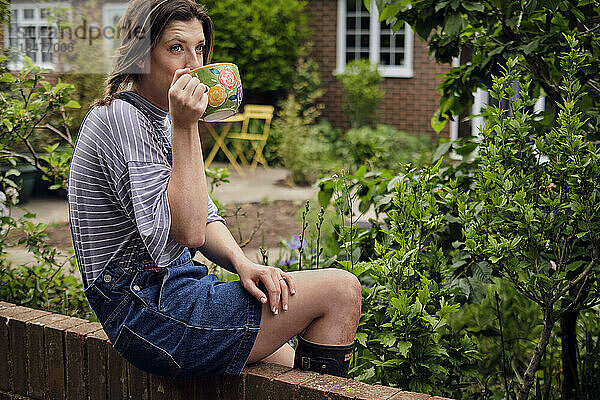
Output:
[0,301,452,399]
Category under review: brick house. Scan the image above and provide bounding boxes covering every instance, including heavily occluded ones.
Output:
[306,0,451,137]
[2,0,452,137]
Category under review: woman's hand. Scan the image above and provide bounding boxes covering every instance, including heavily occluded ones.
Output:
[237,262,296,315]
[168,68,208,129]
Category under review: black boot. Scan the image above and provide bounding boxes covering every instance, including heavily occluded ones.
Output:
[293,334,355,378]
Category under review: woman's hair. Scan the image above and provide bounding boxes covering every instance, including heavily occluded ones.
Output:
[92,0,214,107]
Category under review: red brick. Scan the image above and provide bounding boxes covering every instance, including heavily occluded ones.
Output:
[106,344,128,399]
[127,363,149,400]
[297,374,346,399]
[65,322,104,399]
[388,391,432,400]
[148,374,195,400]
[44,316,88,400]
[6,309,50,396]
[272,369,321,400]
[244,362,293,400]
[191,376,220,400]
[327,379,402,400]
[220,374,244,399]
[87,329,108,400]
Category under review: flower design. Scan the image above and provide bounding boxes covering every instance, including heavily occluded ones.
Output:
[207,85,227,107]
[236,85,243,106]
[219,67,238,89]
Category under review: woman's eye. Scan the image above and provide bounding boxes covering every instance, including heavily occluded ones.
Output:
[171,44,182,52]
[196,44,205,53]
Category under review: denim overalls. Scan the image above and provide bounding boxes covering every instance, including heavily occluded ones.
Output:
[78,93,262,378]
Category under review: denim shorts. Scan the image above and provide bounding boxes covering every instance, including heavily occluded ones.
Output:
[83,248,262,378]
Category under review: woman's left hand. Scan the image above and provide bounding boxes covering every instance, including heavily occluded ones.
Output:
[236,262,296,315]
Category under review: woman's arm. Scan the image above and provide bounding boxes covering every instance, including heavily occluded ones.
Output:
[199,221,296,314]
[166,68,209,247]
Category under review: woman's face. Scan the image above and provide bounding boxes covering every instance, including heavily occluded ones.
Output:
[135,18,206,110]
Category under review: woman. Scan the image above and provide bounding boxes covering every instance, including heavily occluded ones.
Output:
[68,0,361,379]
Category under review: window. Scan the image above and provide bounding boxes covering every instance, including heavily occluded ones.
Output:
[337,0,413,78]
[102,4,128,56]
[5,3,70,70]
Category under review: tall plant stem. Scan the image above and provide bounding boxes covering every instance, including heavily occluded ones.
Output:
[495,291,513,399]
[517,310,555,400]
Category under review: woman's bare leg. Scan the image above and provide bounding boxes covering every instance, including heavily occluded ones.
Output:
[247,268,362,365]
[260,342,295,367]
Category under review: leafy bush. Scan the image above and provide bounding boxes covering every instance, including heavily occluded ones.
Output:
[0,55,92,319]
[458,41,600,399]
[344,125,434,170]
[203,0,310,101]
[336,59,384,128]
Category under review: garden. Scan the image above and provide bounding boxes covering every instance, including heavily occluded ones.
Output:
[1,1,600,399]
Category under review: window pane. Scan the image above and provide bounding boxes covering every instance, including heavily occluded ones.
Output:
[361,16,370,30]
[346,53,356,64]
[395,52,405,66]
[9,8,15,22]
[347,0,357,12]
[360,51,369,59]
[380,52,391,65]
[40,26,53,38]
[25,26,36,37]
[380,34,390,49]
[395,34,405,48]
[360,35,369,48]
[24,9,34,20]
[41,8,50,19]
[347,16,356,30]
[346,35,355,48]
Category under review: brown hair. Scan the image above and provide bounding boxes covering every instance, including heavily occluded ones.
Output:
[92,0,214,107]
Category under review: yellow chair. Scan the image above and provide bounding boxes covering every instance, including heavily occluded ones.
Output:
[227,105,274,170]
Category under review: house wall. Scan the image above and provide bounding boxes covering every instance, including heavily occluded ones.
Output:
[305,0,451,137]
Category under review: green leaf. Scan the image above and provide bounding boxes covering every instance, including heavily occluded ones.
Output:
[0,73,14,83]
[63,100,80,108]
[2,119,14,131]
[431,110,448,134]
[397,341,412,357]
[462,2,484,11]
[444,13,463,37]
[355,332,368,347]
[432,141,452,162]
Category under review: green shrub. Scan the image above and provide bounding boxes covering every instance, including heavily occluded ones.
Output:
[203,0,310,101]
[344,125,434,170]
[336,59,384,128]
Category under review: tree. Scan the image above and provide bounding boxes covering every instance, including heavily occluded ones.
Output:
[202,0,310,104]
[371,0,600,136]
[460,39,599,400]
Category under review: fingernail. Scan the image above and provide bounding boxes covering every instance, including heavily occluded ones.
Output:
[272,307,278,314]
[283,304,288,311]
[260,297,267,303]
[291,289,296,295]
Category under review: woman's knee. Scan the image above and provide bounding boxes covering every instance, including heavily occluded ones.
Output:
[323,269,362,315]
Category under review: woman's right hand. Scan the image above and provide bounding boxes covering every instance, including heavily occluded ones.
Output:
[168,68,209,129]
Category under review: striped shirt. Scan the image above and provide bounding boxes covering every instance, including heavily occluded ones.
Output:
[68,91,224,290]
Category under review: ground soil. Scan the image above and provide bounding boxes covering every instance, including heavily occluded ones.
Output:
[8,200,303,252]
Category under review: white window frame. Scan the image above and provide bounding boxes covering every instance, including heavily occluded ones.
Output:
[4,2,71,71]
[336,0,413,78]
[102,3,128,70]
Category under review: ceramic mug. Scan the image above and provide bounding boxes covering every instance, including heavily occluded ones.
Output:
[190,63,243,122]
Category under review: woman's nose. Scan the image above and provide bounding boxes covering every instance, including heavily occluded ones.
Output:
[187,52,203,70]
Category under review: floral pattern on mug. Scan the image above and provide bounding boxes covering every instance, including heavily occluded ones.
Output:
[219,67,238,89]
[207,85,227,107]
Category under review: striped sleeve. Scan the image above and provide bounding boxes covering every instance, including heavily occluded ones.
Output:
[117,161,183,266]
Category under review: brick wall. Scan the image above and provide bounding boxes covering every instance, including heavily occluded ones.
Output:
[0,301,453,400]
[305,0,451,138]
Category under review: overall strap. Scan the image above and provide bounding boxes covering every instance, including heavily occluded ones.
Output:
[114,92,173,166]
